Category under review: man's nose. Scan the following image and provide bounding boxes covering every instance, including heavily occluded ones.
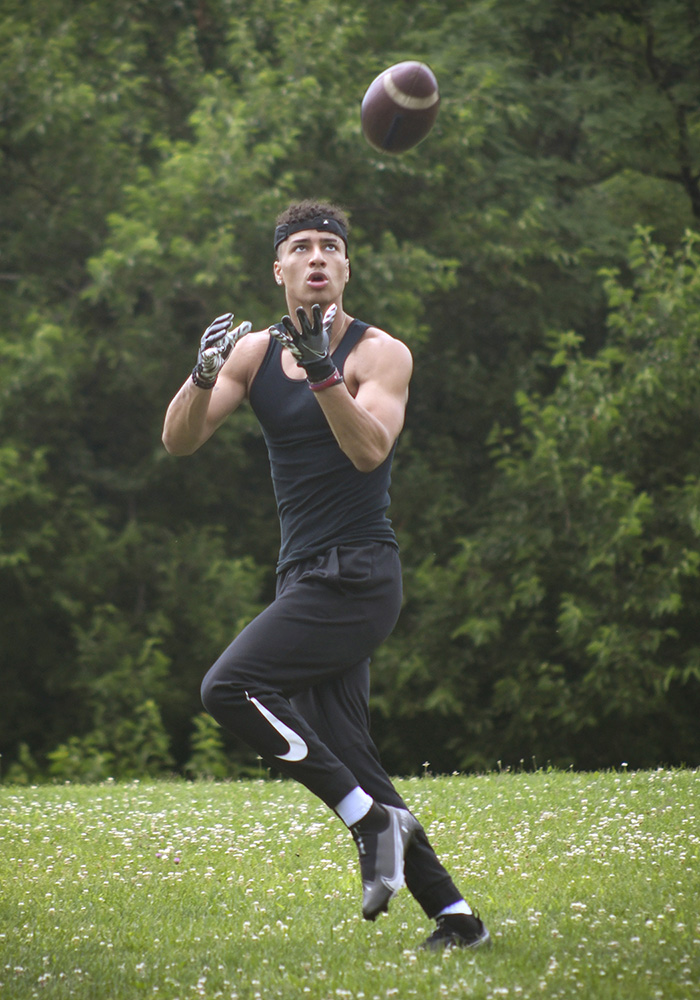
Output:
[309,246,327,265]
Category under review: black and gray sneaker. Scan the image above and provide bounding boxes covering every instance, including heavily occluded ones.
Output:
[350,803,420,921]
[421,912,491,950]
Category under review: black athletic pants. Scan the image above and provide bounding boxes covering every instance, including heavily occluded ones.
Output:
[200,541,462,918]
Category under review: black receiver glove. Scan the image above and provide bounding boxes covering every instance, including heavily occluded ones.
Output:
[191,312,251,389]
[269,303,337,383]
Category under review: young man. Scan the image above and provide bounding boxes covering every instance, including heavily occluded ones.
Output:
[162,200,489,950]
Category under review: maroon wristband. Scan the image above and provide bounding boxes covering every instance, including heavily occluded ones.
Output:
[308,369,345,392]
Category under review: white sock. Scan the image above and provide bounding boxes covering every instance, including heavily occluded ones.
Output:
[335,787,374,827]
[437,899,473,918]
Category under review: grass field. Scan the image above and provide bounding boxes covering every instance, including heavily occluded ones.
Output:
[1,769,698,1000]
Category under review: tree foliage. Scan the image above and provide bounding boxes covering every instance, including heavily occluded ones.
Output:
[1,0,699,780]
[373,229,700,773]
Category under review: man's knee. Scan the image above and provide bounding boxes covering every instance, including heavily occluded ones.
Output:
[200,666,221,716]
[200,662,244,717]
[200,659,262,719]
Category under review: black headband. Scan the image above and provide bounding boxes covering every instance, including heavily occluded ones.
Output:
[274,216,348,252]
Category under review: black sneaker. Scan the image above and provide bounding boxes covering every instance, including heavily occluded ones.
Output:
[421,912,491,950]
[350,804,420,921]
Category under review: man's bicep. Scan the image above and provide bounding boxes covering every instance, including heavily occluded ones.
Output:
[354,356,412,444]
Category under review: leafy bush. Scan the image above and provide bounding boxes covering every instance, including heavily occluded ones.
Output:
[375,230,700,772]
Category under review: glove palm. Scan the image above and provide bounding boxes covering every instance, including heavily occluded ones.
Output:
[270,303,337,383]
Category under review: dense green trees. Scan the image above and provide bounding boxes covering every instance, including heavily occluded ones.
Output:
[1,0,699,781]
[374,229,700,774]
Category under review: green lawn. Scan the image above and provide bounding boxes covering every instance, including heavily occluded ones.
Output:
[1,769,698,999]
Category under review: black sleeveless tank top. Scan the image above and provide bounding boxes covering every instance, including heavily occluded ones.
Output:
[249,318,398,572]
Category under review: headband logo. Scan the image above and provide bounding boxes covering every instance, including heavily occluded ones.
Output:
[274,216,348,251]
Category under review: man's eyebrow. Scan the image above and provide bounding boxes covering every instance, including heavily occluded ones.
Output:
[289,234,343,247]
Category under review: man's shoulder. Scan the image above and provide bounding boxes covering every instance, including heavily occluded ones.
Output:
[220,329,271,391]
[228,329,272,363]
[237,328,272,353]
[355,323,413,363]
[346,321,413,389]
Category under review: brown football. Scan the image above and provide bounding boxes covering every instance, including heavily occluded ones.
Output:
[361,61,440,154]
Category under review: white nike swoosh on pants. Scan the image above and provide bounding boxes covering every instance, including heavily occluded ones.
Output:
[246,693,309,762]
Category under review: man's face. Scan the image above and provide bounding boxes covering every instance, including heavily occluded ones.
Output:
[273,228,349,307]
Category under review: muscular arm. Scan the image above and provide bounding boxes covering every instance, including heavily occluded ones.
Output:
[162,334,266,455]
[314,332,412,473]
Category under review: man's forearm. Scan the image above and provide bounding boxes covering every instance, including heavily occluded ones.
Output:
[313,384,399,473]
[162,379,215,456]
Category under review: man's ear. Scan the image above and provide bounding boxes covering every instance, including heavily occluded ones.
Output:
[273,260,284,286]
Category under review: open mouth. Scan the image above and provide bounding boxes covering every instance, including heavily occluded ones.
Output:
[307,271,328,288]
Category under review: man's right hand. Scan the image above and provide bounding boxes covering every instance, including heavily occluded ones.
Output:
[192,313,252,389]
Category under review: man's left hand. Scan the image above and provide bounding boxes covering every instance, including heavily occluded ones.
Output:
[270,303,337,383]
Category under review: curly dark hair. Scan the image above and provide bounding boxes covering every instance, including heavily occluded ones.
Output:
[275,200,350,234]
